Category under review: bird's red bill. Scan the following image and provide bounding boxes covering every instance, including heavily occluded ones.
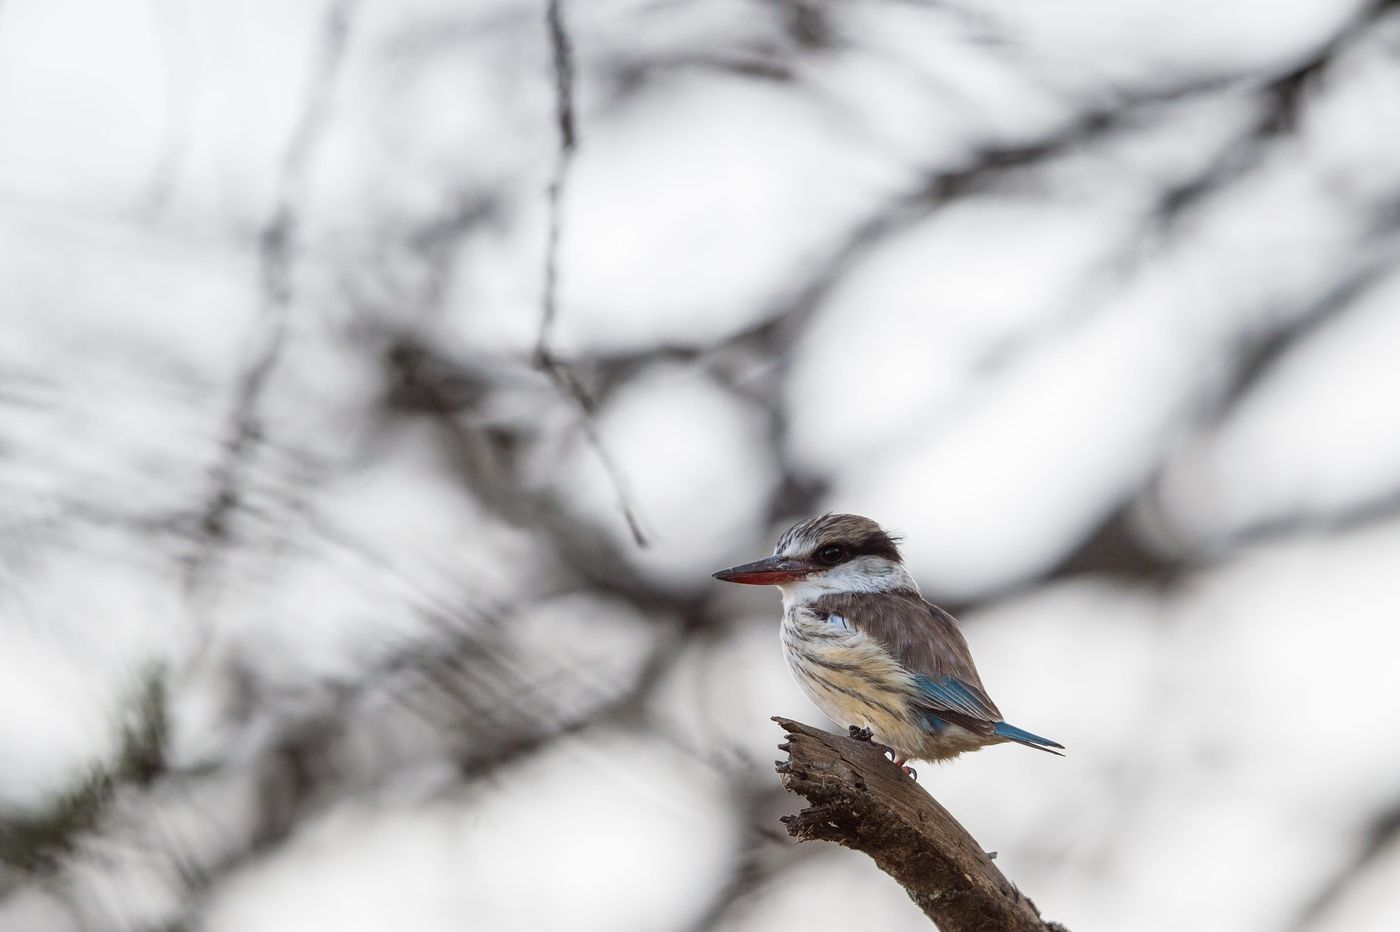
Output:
[712,556,814,585]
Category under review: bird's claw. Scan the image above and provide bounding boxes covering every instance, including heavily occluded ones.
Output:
[902,765,918,780]
[848,725,897,759]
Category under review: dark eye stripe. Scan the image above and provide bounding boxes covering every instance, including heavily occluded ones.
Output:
[817,533,900,563]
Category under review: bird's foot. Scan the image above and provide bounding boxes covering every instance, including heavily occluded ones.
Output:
[847,726,897,760]
[892,757,918,780]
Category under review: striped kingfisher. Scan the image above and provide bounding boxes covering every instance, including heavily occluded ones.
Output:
[713,513,1063,775]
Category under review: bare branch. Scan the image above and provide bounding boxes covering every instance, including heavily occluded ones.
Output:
[537,0,577,361]
[1285,794,1400,932]
[535,0,649,547]
[186,0,358,585]
[773,717,1067,932]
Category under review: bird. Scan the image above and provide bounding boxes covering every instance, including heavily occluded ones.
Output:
[712,513,1062,776]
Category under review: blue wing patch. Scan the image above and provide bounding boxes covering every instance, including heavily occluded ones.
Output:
[915,675,1066,754]
[913,674,1000,723]
[825,613,854,633]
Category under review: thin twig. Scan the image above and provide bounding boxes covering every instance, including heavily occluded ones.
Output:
[185,0,358,587]
[536,0,649,546]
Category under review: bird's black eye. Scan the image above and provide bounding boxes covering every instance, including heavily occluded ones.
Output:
[816,545,845,565]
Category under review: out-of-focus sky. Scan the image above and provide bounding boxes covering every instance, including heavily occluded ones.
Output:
[2,1,1399,931]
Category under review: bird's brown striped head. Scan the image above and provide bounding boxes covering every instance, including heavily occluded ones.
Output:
[771,513,903,567]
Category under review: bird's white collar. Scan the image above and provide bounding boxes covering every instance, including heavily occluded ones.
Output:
[776,557,919,611]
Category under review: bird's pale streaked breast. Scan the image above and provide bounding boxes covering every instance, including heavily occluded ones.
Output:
[779,604,932,758]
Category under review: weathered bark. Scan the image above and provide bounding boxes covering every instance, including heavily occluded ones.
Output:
[773,717,1068,932]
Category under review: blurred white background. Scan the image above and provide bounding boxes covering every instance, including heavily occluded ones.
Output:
[2,1,1399,931]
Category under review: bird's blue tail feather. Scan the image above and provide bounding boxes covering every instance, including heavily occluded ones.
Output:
[993,721,1065,756]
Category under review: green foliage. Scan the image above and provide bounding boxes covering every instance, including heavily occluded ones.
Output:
[0,671,168,872]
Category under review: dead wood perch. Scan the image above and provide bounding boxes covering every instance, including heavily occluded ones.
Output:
[773,717,1068,932]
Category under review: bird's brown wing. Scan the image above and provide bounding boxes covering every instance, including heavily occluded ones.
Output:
[811,590,1002,732]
